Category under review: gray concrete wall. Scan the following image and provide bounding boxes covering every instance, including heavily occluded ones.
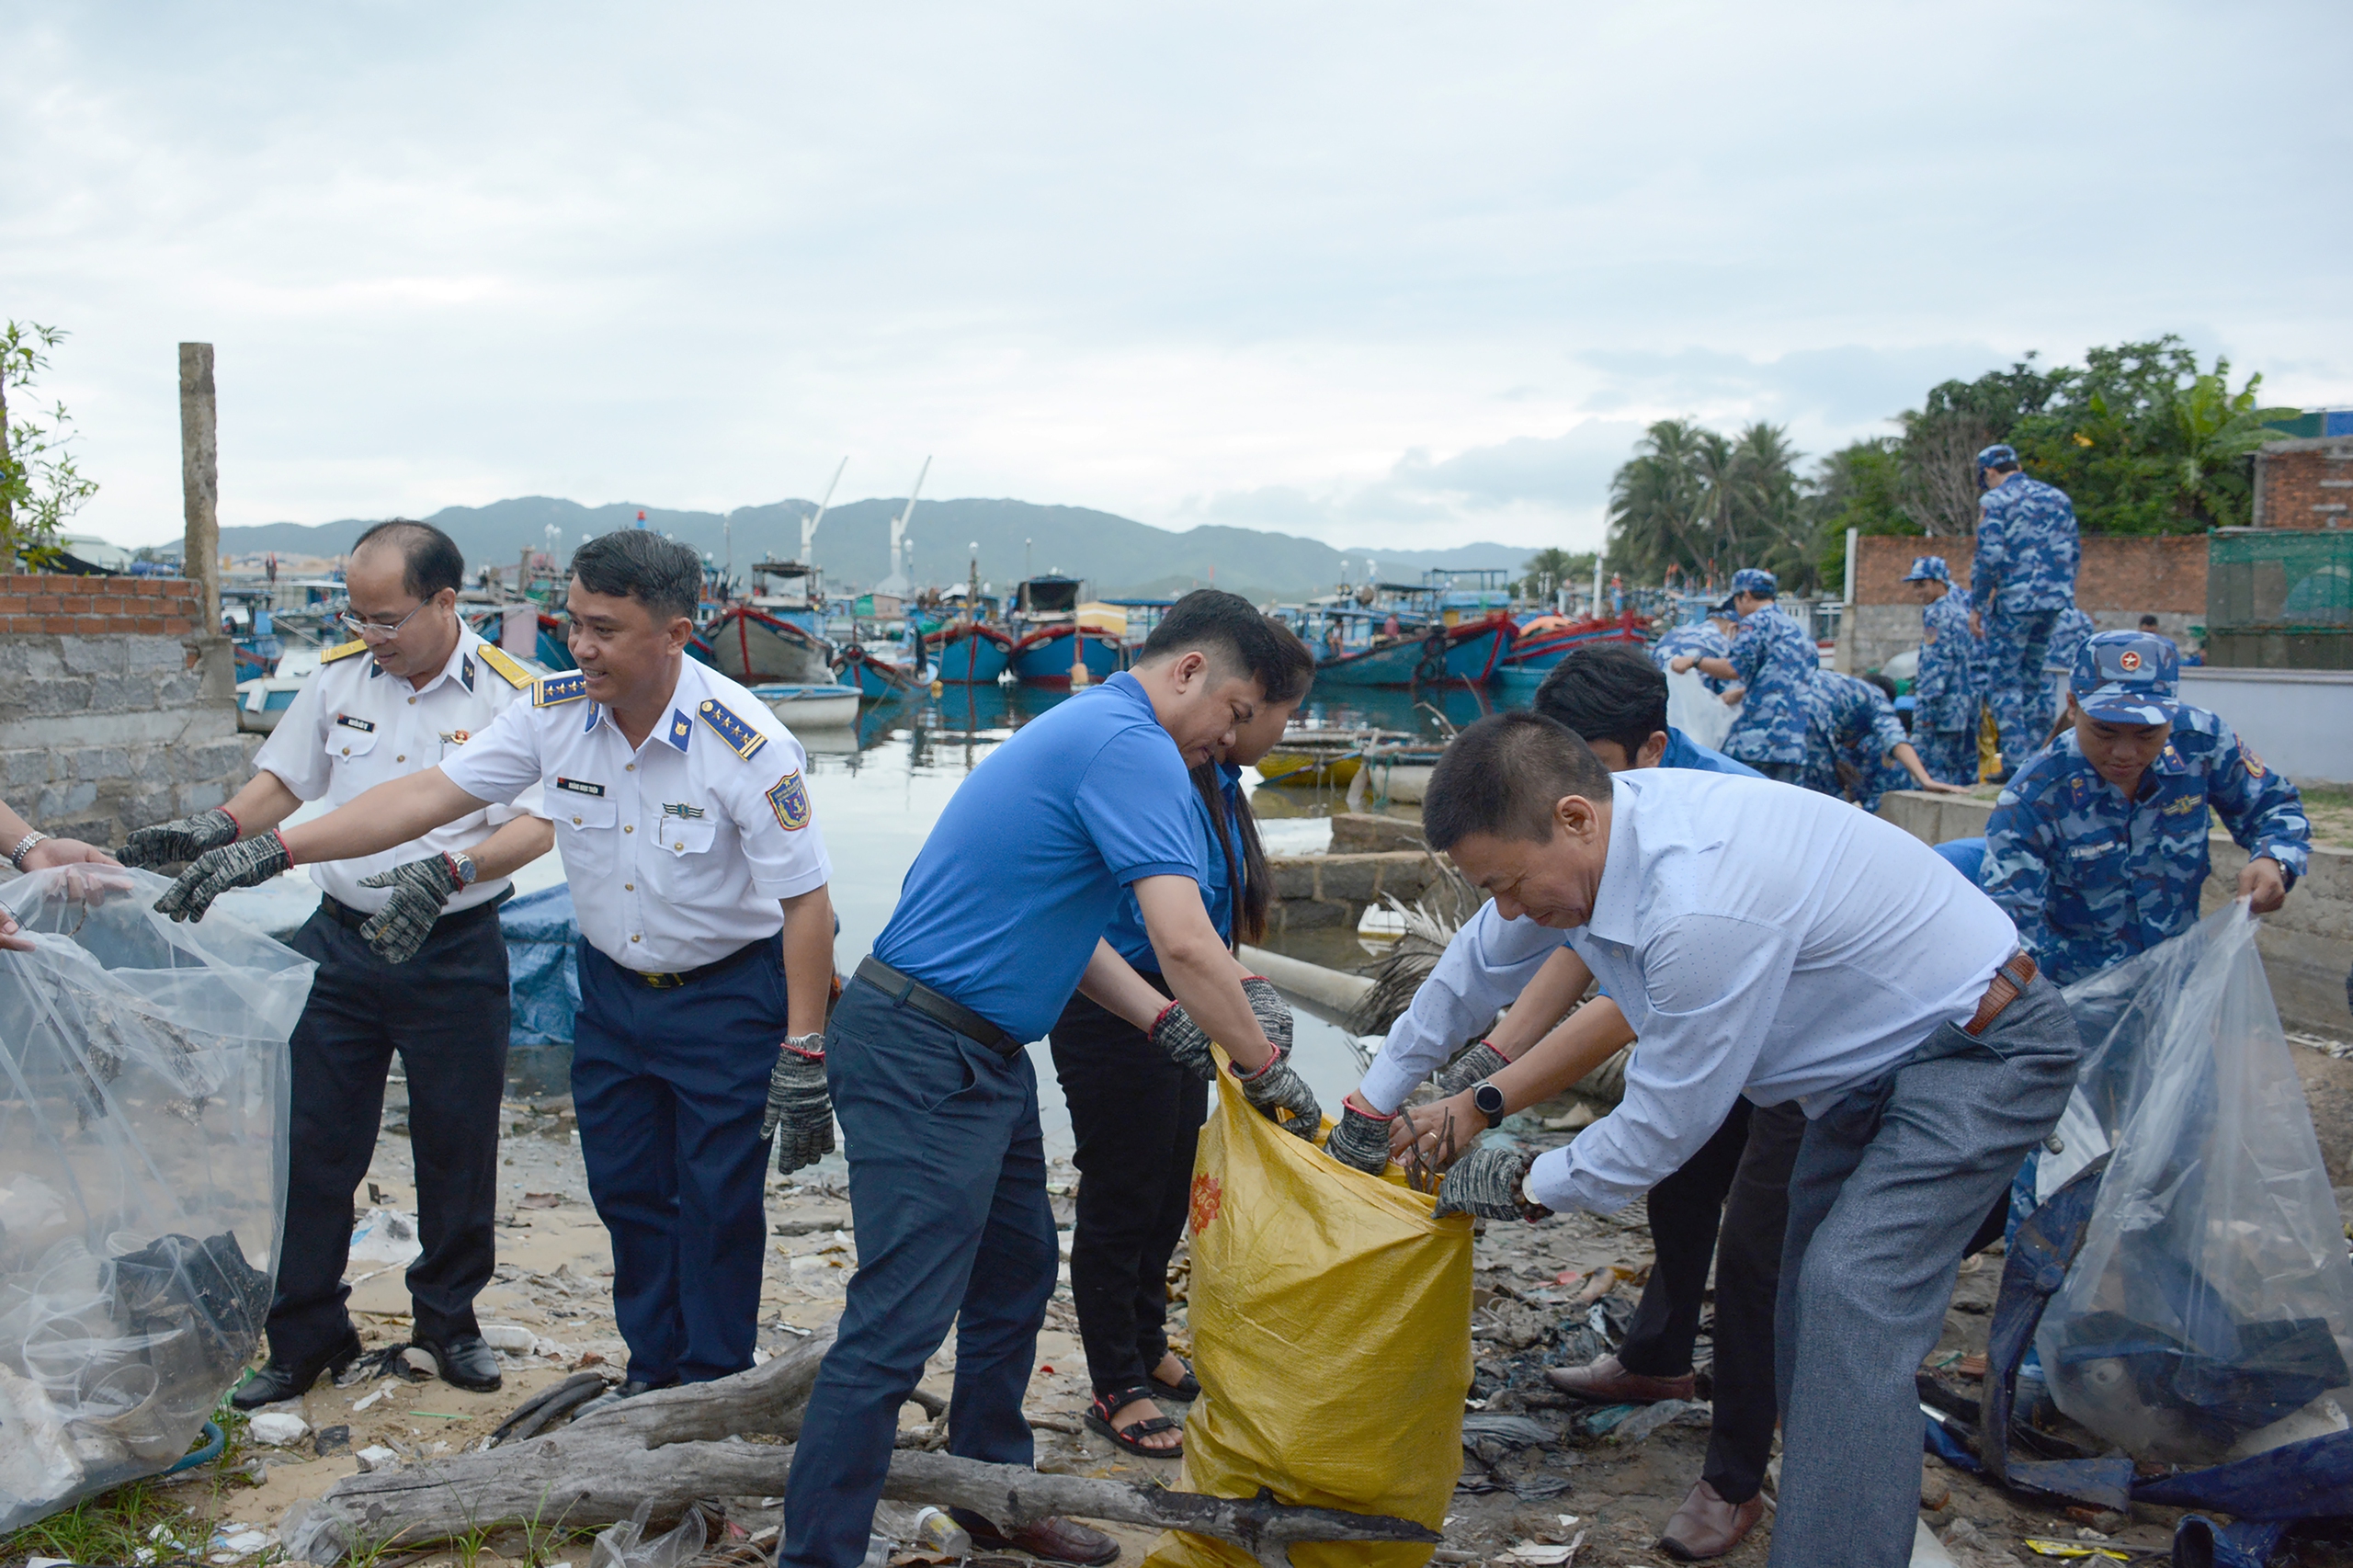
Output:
[0,631,259,847]
[1264,850,1444,934]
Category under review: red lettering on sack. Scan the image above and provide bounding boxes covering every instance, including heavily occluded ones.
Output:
[1188,1173,1222,1235]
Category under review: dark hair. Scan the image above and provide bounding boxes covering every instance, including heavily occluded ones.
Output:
[1141,590,1315,703]
[1532,644,1666,759]
[1194,762,1270,947]
[569,529,703,622]
[351,519,463,601]
[1865,672,1897,702]
[1424,711,1613,851]
[2138,614,2159,629]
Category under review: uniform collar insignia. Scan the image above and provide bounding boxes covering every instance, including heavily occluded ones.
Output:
[368,660,384,678]
[585,701,600,733]
[667,710,693,752]
[460,653,476,692]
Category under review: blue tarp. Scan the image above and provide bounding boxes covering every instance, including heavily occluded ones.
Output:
[500,884,580,1048]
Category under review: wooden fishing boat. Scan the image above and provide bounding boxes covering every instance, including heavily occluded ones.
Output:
[748,682,861,729]
[1009,623,1122,687]
[835,643,923,699]
[1498,610,1651,676]
[702,604,836,685]
[921,621,1015,684]
[1313,613,1516,687]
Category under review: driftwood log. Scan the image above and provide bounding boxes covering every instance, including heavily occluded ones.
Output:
[281,1324,1438,1568]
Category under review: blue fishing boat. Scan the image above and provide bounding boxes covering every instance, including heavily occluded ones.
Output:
[921,620,1014,684]
[1315,614,1516,687]
[835,643,922,700]
[1010,623,1121,687]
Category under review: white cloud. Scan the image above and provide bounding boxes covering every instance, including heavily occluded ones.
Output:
[5,2,2347,554]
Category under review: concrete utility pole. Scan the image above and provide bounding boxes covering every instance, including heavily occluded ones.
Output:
[179,343,219,631]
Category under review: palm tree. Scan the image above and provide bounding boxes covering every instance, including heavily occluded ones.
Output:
[1606,420,1712,584]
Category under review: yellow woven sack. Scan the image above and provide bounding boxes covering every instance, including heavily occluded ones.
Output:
[1142,1065,1474,1568]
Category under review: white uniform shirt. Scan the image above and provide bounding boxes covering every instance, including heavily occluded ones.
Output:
[1376,769,2018,1215]
[439,657,833,972]
[254,628,551,915]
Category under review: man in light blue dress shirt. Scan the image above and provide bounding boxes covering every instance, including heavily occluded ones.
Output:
[1405,713,2083,1568]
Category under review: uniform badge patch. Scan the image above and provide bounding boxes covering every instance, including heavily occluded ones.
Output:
[667,710,694,751]
[767,769,812,831]
[2245,750,2267,778]
[335,713,377,733]
[2118,649,2143,673]
[477,643,535,688]
[319,639,369,664]
[698,699,768,761]
[460,654,476,692]
[535,672,591,706]
[440,730,472,745]
[556,777,607,797]
[663,801,706,819]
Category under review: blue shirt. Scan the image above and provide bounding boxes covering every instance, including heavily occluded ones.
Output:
[1102,762,1241,970]
[872,672,1199,1040]
[1722,605,1815,767]
[1972,474,2080,614]
[1660,727,1764,778]
[1978,704,2311,985]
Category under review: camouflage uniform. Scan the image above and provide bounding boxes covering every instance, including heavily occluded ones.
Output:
[1904,555,1983,786]
[1653,623,1732,694]
[1970,450,2080,772]
[1800,670,1911,811]
[1719,571,1813,777]
[1979,633,2310,986]
[2040,607,2097,724]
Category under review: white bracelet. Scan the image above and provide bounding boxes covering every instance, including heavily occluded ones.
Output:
[7,831,49,871]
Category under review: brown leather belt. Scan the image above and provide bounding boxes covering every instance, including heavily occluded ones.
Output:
[1962,951,2038,1038]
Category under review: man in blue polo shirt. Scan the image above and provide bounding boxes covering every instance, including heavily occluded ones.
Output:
[778,591,1323,1568]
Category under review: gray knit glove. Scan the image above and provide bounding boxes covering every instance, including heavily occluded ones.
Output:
[1148,1000,1219,1083]
[1240,976,1294,1058]
[1433,1040,1511,1099]
[1232,1047,1322,1140]
[762,1038,835,1175]
[355,855,464,964]
[120,809,240,869]
[1325,1098,1397,1174]
[1433,1146,1549,1221]
[153,832,291,922]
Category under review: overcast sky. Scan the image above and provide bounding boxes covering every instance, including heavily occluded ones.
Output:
[8,3,2349,554]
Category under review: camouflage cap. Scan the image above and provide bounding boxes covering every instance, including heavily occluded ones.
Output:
[1730,567,1779,597]
[1975,443,2019,469]
[2074,630,2178,725]
[1902,555,1951,584]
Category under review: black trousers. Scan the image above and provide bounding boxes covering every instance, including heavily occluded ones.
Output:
[1613,1097,1807,1505]
[267,896,510,1368]
[1047,983,1208,1396]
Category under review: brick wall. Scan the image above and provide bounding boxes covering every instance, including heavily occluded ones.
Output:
[2254,437,2353,529]
[1845,535,2208,672]
[0,575,258,847]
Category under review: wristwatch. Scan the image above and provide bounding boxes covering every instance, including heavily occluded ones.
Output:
[448,850,478,887]
[1472,1080,1507,1130]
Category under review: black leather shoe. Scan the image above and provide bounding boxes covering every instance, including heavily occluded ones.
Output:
[411,1333,503,1393]
[232,1328,363,1410]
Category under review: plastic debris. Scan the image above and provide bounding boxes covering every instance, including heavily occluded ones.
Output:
[589,1500,706,1568]
[246,1413,309,1447]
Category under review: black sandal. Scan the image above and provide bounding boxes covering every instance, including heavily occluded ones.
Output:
[1150,1357,1201,1401]
[1085,1386,1185,1458]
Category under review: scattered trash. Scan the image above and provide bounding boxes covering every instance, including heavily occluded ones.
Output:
[1460,1413,1556,1449]
[590,1501,706,1568]
[354,1446,398,1472]
[912,1506,972,1557]
[246,1413,310,1447]
[210,1528,270,1559]
[520,1192,565,1209]
[480,1324,540,1352]
[1608,1399,1711,1446]
[347,1208,423,1267]
[312,1424,350,1457]
[1504,1540,1580,1565]
[351,1389,388,1412]
[2020,1543,2131,1562]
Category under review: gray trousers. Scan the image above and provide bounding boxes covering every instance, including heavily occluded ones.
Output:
[1768,973,2083,1568]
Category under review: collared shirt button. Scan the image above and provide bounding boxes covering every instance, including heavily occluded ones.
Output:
[631,934,641,943]
[407,696,416,705]
[624,824,633,834]
[626,763,635,771]
[395,755,405,762]
[674,840,684,849]
[342,747,351,756]
[572,815,583,824]
[625,882,634,892]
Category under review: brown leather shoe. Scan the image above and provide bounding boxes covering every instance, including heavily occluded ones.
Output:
[1657,1480,1765,1561]
[961,1516,1120,1566]
[1542,1353,1697,1404]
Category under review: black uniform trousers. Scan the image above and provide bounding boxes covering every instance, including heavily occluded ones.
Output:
[268,895,509,1369]
[1048,982,1207,1396]
[1611,1097,1808,1506]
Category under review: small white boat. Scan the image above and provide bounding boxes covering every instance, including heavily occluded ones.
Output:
[235,646,324,733]
[749,682,861,730]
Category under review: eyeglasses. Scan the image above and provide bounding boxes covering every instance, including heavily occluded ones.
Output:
[337,600,434,640]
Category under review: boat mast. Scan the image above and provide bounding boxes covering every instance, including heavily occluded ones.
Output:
[890,456,930,590]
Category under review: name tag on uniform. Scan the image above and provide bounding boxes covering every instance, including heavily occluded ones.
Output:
[556,777,607,797]
[663,802,706,819]
[335,714,377,733]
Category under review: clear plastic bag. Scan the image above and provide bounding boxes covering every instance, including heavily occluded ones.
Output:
[2039,902,2353,1464]
[1665,666,1736,753]
[0,867,313,1528]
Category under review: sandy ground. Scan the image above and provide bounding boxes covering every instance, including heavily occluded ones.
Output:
[93,1070,2346,1568]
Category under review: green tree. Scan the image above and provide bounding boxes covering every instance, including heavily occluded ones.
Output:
[1896,355,2072,535]
[1604,418,1818,591]
[1515,546,1594,602]
[0,322,99,566]
[1807,437,1918,590]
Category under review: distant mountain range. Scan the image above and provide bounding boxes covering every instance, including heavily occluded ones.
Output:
[208,495,1533,602]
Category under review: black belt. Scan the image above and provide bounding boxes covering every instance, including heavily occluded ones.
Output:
[853,955,1019,1055]
[319,889,508,932]
[620,935,775,990]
